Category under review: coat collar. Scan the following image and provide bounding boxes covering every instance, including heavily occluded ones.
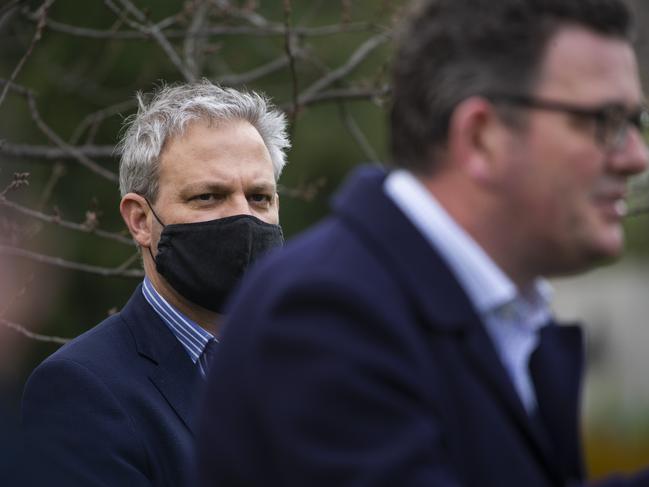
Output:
[120,285,201,436]
[332,165,478,329]
[332,165,584,483]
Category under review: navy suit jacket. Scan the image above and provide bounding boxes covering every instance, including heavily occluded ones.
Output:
[198,166,649,487]
[21,285,201,486]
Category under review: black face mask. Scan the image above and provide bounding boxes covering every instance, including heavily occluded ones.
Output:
[146,202,283,313]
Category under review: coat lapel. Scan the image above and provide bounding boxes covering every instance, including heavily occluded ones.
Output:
[121,286,201,436]
[531,321,585,480]
[461,321,564,480]
[332,166,583,482]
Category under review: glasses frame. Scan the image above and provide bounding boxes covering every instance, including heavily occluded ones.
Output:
[483,93,649,152]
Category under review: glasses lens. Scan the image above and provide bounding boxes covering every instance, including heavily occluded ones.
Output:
[600,106,629,151]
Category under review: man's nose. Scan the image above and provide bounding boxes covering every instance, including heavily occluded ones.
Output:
[610,127,649,176]
[228,194,253,216]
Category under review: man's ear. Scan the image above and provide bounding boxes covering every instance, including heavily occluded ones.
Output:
[447,96,508,185]
[120,193,152,248]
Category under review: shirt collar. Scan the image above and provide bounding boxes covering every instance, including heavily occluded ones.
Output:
[384,169,552,323]
[142,277,214,364]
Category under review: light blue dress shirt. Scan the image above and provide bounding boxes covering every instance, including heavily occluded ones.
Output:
[384,169,552,413]
[142,277,216,378]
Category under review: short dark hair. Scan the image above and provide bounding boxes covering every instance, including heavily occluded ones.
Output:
[390,0,633,173]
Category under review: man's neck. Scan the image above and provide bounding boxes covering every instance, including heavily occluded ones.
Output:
[420,173,536,291]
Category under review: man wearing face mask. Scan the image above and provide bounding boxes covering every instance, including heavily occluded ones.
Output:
[20,80,289,487]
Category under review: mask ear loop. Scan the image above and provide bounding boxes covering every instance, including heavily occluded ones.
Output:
[144,198,165,262]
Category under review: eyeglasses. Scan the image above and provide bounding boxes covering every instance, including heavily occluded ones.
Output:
[484,93,649,153]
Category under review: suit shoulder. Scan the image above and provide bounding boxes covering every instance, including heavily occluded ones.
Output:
[34,310,135,378]
[251,217,395,297]
[227,215,411,340]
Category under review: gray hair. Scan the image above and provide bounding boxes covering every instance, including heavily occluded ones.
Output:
[117,80,290,201]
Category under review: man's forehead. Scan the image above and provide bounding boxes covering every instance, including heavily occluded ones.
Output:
[156,117,276,190]
[536,26,641,103]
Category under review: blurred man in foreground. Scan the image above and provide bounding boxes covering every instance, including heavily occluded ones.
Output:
[21,80,289,486]
[197,1,649,485]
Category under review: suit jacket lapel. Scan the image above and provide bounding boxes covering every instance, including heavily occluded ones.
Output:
[331,166,580,481]
[121,286,201,436]
[531,322,585,480]
[461,321,564,480]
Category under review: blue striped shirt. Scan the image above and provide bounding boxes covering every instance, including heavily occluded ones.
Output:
[142,277,216,378]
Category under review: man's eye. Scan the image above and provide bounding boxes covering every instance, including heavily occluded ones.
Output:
[250,194,271,203]
[248,193,273,208]
[191,193,221,202]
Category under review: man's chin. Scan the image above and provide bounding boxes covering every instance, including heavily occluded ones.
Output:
[585,225,625,264]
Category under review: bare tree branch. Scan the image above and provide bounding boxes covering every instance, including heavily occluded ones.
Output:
[0,0,54,110]
[0,0,24,20]
[338,102,382,165]
[102,0,148,31]
[0,245,143,278]
[0,318,71,344]
[69,99,137,145]
[0,196,135,246]
[114,0,196,81]
[297,32,391,105]
[183,0,211,80]
[0,142,116,160]
[216,54,294,86]
[209,0,273,29]
[30,13,378,40]
[283,0,299,127]
[0,77,35,97]
[290,85,390,108]
[26,93,119,182]
[0,172,30,198]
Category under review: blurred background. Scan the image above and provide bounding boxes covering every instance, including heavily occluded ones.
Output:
[0,0,647,479]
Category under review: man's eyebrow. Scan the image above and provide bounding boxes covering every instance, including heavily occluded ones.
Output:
[247,182,277,193]
[180,181,232,195]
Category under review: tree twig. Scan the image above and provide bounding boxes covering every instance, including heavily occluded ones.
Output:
[183,0,210,80]
[338,102,382,164]
[0,196,134,246]
[0,318,71,344]
[30,13,378,39]
[216,54,295,86]
[0,142,116,160]
[283,0,299,128]
[69,99,137,145]
[0,78,35,97]
[0,0,54,110]
[281,85,390,109]
[0,0,24,20]
[0,245,143,278]
[26,93,119,182]
[115,0,196,81]
[297,32,390,105]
